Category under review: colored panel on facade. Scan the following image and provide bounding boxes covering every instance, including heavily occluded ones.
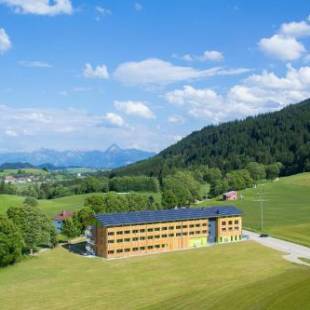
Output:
[189,237,207,248]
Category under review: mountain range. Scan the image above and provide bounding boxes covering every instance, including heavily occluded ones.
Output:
[114,98,310,177]
[0,144,155,169]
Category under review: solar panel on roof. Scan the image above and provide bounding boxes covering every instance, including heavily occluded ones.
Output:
[95,206,241,227]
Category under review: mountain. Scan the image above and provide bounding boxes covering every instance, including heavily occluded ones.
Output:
[0,162,35,170]
[0,145,155,169]
[114,98,310,177]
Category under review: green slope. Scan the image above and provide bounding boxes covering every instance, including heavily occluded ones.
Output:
[0,242,309,309]
[197,172,310,247]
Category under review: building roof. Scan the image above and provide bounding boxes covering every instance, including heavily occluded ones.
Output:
[54,210,74,221]
[95,206,242,227]
[224,191,237,196]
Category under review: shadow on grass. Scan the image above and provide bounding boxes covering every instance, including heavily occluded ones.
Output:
[62,241,86,255]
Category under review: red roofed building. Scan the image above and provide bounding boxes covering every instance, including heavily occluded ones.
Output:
[53,210,74,232]
[223,191,238,201]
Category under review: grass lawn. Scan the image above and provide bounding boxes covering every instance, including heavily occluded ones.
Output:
[0,192,162,218]
[0,241,309,310]
[196,173,310,247]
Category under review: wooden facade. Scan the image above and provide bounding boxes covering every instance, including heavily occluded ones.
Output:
[95,215,242,259]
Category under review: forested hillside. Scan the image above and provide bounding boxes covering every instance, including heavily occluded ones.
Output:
[114,99,310,177]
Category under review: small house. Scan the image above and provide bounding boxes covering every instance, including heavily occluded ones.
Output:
[53,210,73,233]
[223,191,238,201]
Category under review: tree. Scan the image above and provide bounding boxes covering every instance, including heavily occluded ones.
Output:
[246,162,266,181]
[62,218,80,239]
[162,189,177,208]
[77,207,95,232]
[7,206,55,254]
[84,195,105,213]
[209,179,229,198]
[204,168,222,184]
[23,196,38,207]
[265,162,282,180]
[0,216,23,267]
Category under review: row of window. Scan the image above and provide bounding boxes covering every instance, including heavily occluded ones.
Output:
[219,235,242,242]
[107,230,208,243]
[222,226,240,231]
[107,223,207,236]
[221,220,239,225]
[107,244,167,254]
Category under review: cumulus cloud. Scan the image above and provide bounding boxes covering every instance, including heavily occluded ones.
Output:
[134,2,142,11]
[19,60,52,68]
[0,28,11,54]
[174,50,224,62]
[168,115,185,124]
[164,65,310,123]
[0,0,73,16]
[259,18,310,61]
[103,112,125,127]
[114,100,155,119]
[83,63,109,79]
[113,58,249,86]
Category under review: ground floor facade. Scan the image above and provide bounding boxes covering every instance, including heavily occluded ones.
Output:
[94,215,242,259]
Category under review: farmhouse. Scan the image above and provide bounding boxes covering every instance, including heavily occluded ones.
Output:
[92,206,242,259]
[53,210,74,232]
[223,191,238,201]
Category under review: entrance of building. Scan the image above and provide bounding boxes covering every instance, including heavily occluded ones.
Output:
[208,218,217,243]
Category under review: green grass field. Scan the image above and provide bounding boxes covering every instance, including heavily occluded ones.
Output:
[0,241,309,310]
[0,192,162,218]
[197,173,310,247]
[0,168,48,176]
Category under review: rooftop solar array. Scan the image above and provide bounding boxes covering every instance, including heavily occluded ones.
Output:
[95,206,241,227]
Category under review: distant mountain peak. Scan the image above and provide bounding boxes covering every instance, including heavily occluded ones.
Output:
[106,144,121,153]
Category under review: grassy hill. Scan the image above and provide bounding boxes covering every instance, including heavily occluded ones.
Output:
[0,242,309,309]
[114,98,310,177]
[0,192,162,218]
[197,172,310,247]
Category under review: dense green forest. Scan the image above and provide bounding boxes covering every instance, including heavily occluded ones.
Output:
[113,99,310,177]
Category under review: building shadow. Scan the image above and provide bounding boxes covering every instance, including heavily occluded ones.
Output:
[62,241,86,255]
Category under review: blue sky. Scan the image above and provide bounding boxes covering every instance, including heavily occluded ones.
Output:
[1,0,310,152]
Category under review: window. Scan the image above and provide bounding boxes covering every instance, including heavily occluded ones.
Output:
[155,244,160,248]
[116,249,123,253]
[132,229,139,234]
[140,229,145,233]
[147,245,153,249]
[195,231,201,235]
[195,224,200,227]
[117,239,123,243]
[229,227,233,231]
[154,227,160,231]
[202,223,207,227]
[124,248,130,252]
[124,230,130,234]
[155,235,160,239]
[124,238,130,242]
[189,231,195,235]
[140,236,145,240]
[161,244,166,248]
[132,237,139,241]
[140,246,145,250]
[176,233,181,237]
[108,232,114,236]
[182,225,188,228]
[222,228,226,231]
[183,232,188,236]
[147,236,153,240]
[108,250,114,254]
[108,240,114,243]
[202,230,207,233]
[133,247,139,251]
[189,224,194,228]
[169,233,174,237]
[222,221,226,225]
[235,226,239,230]
[228,221,233,225]
[161,227,167,231]
[176,225,181,229]
[162,234,167,238]
[234,220,239,224]
[169,226,174,230]
[117,231,123,235]
[147,228,153,232]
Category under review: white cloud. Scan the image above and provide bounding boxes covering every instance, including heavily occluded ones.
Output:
[134,2,142,11]
[258,18,310,61]
[19,60,52,68]
[83,63,109,80]
[96,6,111,16]
[168,115,185,124]
[280,21,310,38]
[201,50,224,62]
[114,100,155,119]
[0,0,73,16]
[164,65,310,123]
[103,112,124,127]
[114,58,249,86]
[259,34,305,61]
[0,28,11,54]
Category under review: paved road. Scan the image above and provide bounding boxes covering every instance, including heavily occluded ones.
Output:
[244,230,310,266]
